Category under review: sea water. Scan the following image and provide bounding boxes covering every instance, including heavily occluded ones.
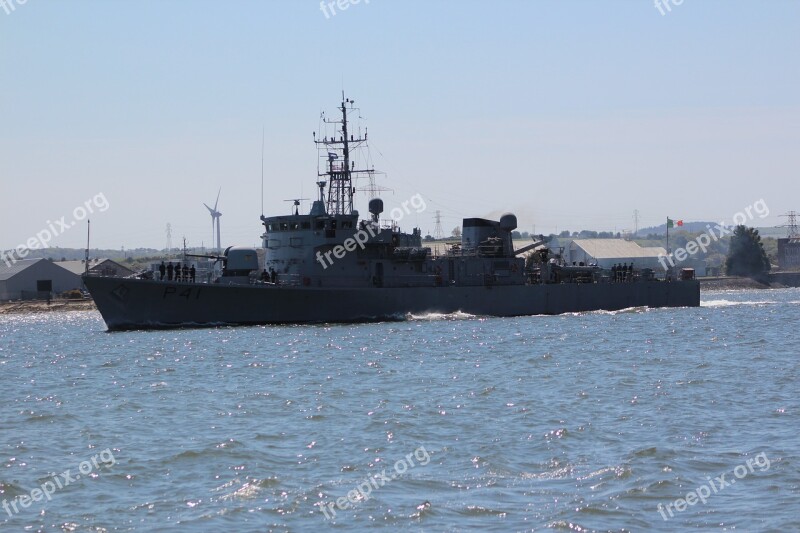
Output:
[1,288,798,531]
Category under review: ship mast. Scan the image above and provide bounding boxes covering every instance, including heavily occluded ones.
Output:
[314,94,375,215]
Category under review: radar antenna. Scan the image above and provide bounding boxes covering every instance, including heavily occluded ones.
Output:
[284,198,309,215]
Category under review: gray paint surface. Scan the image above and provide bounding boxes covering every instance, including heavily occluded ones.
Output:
[85,275,700,331]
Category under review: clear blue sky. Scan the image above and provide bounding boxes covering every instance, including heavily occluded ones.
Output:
[1,0,798,250]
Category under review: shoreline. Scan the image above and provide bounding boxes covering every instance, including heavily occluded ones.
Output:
[699,273,800,291]
[698,277,770,291]
[0,300,97,316]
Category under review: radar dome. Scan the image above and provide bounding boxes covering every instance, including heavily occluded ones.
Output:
[499,213,517,231]
[369,198,384,217]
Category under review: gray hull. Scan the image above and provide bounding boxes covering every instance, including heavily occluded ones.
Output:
[84,276,700,331]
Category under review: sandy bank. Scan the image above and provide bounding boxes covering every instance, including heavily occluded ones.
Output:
[0,300,97,315]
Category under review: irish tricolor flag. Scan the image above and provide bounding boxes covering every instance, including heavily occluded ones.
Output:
[667,218,684,228]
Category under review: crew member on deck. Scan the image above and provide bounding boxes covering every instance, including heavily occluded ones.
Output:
[190,265,196,283]
[182,264,189,282]
[175,262,182,282]
[159,261,166,281]
[167,262,174,281]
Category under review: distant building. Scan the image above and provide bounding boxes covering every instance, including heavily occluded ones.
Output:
[562,239,671,273]
[54,259,136,289]
[777,238,800,270]
[56,258,136,278]
[561,239,708,276]
[0,259,82,301]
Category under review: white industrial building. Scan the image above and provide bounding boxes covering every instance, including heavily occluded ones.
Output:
[56,258,136,288]
[559,239,708,277]
[562,239,669,272]
[56,258,135,278]
[778,237,800,270]
[0,259,82,301]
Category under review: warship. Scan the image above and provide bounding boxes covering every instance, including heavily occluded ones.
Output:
[84,96,700,331]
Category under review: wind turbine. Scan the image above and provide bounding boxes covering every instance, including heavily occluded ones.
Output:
[204,188,222,251]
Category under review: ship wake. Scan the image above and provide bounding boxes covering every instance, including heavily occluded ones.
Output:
[407,311,478,321]
[701,299,779,308]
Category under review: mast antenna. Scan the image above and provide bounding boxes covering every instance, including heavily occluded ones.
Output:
[85,219,90,275]
[314,95,381,215]
[261,126,265,216]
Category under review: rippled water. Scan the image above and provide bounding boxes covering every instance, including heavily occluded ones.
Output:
[1,288,799,531]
